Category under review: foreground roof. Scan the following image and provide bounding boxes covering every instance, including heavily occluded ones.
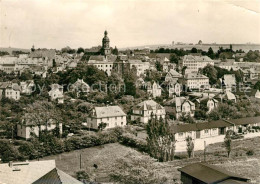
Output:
[33,168,82,184]
[0,160,56,184]
[178,162,249,184]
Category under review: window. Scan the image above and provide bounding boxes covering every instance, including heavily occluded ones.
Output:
[121,122,123,125]
[115,117,117,120]
[204,129,209,134]
[178,133,183,137]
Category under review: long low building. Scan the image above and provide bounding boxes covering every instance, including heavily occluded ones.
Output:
[172,116,260,142]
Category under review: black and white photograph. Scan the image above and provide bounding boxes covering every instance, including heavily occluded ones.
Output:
[0,0,260,183]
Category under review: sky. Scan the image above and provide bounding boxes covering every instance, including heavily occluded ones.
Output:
[0,0,260,49]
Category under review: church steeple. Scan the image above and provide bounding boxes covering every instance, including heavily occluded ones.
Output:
[102,30,111,56]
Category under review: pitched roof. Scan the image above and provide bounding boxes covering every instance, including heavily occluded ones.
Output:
[133,100,164,111]
[178,163,249,184]
[171,120,231,133]
[95,106,126,118]
[0,160,56,184]
[32,168,82,184]
[168,69,182,78]
[185,73,209,80]
[228,116,260,126]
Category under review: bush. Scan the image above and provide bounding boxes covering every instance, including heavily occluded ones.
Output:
[246,150,254,156]
[120,133,148,152]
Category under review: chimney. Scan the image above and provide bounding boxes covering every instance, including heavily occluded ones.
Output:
[9,161,13,168]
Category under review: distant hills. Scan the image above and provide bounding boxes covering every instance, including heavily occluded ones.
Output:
[0,47,30,54]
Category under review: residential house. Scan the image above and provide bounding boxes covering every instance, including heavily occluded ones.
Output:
[192,95,218,113]
[175,97,195,119]
[131,99,166,123]
[168,81,182,97]
[179,55,214,74]
[220,74,236,91]
[165,69,182,83]
[70,79,90,97]
[86,106,127,130]
[17,114,62,139]
[20,80,35,95]
[128,59,150,76]
[147,82,162,98]
[0,82,21,100]
[184,73,210,90]
[87,55,117,76]
[48,84,64,104]
[178,163,249,184]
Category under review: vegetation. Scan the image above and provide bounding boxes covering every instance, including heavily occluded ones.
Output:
[186,136,194,158]
[146,117,175,162]
[224,130,232,158]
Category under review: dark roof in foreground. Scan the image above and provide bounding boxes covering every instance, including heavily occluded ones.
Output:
[33,168,82,184]
[178,163,249,184]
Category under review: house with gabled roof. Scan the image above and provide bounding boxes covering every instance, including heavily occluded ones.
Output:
[70,79,90,97]
[86,106,127,130]
[146,81,162,98]
[0,82,21,101]
[48,84,64,104]
[165,69,182,82]
[131,99,166,123]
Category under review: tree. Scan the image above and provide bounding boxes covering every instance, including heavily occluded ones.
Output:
[181,66,187,75]
[77,47,84,54]
[123,66,137,96]
[207,47,215,59]
[146,117,175,162]
[186,136,194,158]
[24,101,62,139]
[191,47,198,53]
[155,61,163,72]
[254,81,260,90]
[179,113,195,124]
[112,46,119,55]
[224,130,232,157]
[76,170,90,182]
[170,53,179,64]
[98,122,107,131]
[109,153,168,184]
[201,65,218,85]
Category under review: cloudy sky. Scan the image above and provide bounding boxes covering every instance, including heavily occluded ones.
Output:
[0,0,260,49]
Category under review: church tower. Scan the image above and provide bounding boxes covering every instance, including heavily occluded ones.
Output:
[102,30,111,56]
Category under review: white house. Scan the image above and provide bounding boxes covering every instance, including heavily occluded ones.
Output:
[220,74,236,91]
[48,84,64,104]
[20,80,35,95]
[0,82,21,101]
[131,99,166,124]
[175,97,195,119]
[169,82,182,97]
[179,55,214,74]
[70,79,90,97]
[184,73,209,90]
[17,115,62,140]
[86,106,127,130]
[147,82,162,98]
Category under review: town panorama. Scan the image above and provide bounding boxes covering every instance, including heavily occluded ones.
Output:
[0,1,260,184]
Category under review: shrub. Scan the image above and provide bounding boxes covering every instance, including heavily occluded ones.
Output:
[246,150,254,156]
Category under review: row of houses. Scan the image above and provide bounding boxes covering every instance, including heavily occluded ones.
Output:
[172,116,260,142]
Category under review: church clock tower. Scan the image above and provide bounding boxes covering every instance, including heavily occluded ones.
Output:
[102,30,111,56]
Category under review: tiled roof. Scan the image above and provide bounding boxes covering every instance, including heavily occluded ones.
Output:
[228,116,260,125]
[133,100,164,111]
[178,163,249,184]
[0,160,56,184]
[95,106,126,118]
[185,73,208,80]
[32,168,82,184]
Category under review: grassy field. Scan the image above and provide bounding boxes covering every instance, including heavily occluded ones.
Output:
[40,137,260,183]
